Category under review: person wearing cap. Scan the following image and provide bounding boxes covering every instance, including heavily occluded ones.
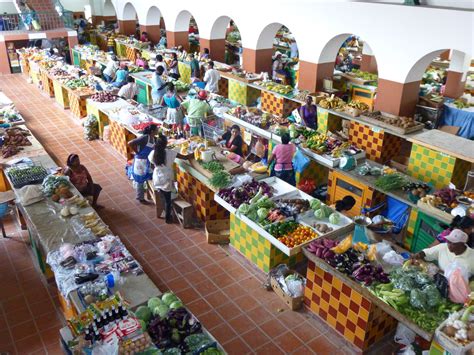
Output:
[203,61,220,94]
[103,55,119,83]
[413,229,474,275]
[181,90,213,136]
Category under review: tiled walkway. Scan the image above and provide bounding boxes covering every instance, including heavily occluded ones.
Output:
[0,74,396,354]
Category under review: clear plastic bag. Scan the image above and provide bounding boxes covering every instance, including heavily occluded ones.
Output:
[445,262,470,304]
[394,323,416,346]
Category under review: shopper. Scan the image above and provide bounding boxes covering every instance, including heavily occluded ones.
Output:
[118,76,138,100]
[219,125,243,157]
[181,90,212,136]
[412,229,474,275]
[148,135,189,223]
[112,64,129,88]
[299,95,317,129]
[64,154,102,208]
[176,45,187,60]
[268,133,296,186]
[169,53,179,79]
[155,54,167,74]
[189,54,201,82]
[103,55,118,83]
[128,124,159,204]
[135,52,147,68]
[140,31,149,42]
[151,66,167,104]
[203,61,220,94]
[432,215,474,247]
[333,196,356,213]
[160,83,184,133]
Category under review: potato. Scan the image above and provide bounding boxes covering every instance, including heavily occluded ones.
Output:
[444,325,457,337]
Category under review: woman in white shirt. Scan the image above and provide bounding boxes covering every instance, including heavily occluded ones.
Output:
[103,56,118,83]
[148,135,189,223]
[203,61,220,93]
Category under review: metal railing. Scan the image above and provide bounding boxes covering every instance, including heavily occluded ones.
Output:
[0,10,74,31]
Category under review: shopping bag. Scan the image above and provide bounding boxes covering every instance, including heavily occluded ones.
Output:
[292,148,310,173]
[445,262,470,303]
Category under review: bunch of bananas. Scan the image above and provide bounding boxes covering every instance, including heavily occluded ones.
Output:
[330,142,350,158]
[319,95,345,110]
[306,133,328,153]
[346,100,369,111]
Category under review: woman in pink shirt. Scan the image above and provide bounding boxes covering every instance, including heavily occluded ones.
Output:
[135,52,147,68]
[268,133,296,186]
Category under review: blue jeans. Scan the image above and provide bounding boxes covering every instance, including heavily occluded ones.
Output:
[103,74,113,83]
[275,169,296,186]
[112,81,125,88]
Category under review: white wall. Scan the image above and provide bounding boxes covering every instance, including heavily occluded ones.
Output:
[105,0,473,84]
[0,0,18,13]
[61,0,89,12]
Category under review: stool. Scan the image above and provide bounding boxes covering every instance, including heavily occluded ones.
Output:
[172,199,193,228]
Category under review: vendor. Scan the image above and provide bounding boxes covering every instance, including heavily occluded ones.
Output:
[181,90,212,137]
[151,66,167,104]
[219,125,243,157]
[203,61,220,94]
[299,96,317,129]
[201,48,210,61]
[135,52,147,68]
[433,215,474,248]
[64,154,102,208]
[189,54,201,82]
[413,229,474,275]
[268,133,296,186]
[169,53,179,80]
[118,76,138,100]
[160,83,184,134]
[103,55,118,83]
[333,196,356,213]
[148,135,189,224]
[112,64,129,88]
[272,53,286,81]
[140,31,149,42]
[176,45,187,60]
[155,54,167,74]
[128,124,159,204]
[106,33,115,53]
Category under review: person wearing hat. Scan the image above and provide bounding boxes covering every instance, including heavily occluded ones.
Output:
[413,229,474,275]
[181,90,213,136]
[203,61,220,93]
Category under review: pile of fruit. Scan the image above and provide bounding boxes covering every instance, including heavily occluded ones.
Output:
[363,111,419,129]
[254,81,293,95]
[90,92,117,103]
[319,95,345,110]
[229,107,276,129]
[49,68,70,78]
[65,78,91,89]
[277,225,319,248]
[293,90,310,101]
[344,100,369,112]
[402,182,431,200]
[349,69,378,82]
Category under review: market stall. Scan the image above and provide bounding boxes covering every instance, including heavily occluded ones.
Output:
[86,94,130,137]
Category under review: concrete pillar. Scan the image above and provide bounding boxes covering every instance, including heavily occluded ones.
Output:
[166,31,189,50]
[444,50,470,99]
[140,25,160,44]
[0,41,11,75]
[199,38,225,63]
[118,20,136,36]
[242,48,273,74]
[374,79,421,117]
[298,61,334,92]
[360,54,378,74]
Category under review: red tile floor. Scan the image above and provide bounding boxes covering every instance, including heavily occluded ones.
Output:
[0,74,398,354]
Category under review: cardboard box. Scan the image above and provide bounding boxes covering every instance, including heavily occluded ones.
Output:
[270,271,304,311]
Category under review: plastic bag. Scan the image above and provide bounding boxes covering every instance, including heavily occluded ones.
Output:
[285,274,304,297]
[434,273,449,298]
[382,250,404,266]
[394,323,416,346]
[445,262,470,304]
[292,149,310,173]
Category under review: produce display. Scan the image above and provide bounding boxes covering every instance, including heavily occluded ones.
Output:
[275,223,319,248]
[1,127,32,158]
[7,165,48,188]
[374,173,409,191]
[348,69,378,82]
[171,80,190,92]
[90,92,118,103]
[228,107,279,129]
[81,212,110,237]
[267,198,310,222]
[200,161,224,173]
[217,180,273,208]
[0,106,22,124]
[49,67,70,78]
[254,81,293,95]
[42,174,72,197]
[419,189,474,215]
[65,78,91,89]
[442,307,474,344]
[453,99,470,110]
[319,95,345,110]
[402,182,431,200]
[362,111,420,129]
[304,132,352,157]
[208,170,231,189]
[293,90,310,101]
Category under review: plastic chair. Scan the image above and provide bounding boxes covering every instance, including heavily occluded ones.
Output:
[0,202,10,238]
[362,196,410,235]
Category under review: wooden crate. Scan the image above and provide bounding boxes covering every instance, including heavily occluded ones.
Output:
[205,219,230,244]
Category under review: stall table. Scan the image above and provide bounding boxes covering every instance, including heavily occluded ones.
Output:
[52,78,70,109]
[130,72,153,105]
[86,98,130,137]
[67,88,95,119]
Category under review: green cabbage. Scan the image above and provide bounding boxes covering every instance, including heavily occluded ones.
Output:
[328,213,340,224]
[237,203,250,215]
[310,199,321,210]
[154,304,169,318]
[161,292,178,306]
[135,306,152,323]
[314,209,325,219]
[257,208,269,221]
[169,301,184,310]
[147,297,162,310]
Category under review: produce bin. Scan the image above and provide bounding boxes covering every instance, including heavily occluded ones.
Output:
[228,79,260,106]
[176,168,229,222]
[229,214,304,273]
[304,259,397,351]
[108,119,137,160]
[407,143,470,189]
[178,62,192,84]
[349,121,402,163]
[260,90,301,117]
[53,80,70,109]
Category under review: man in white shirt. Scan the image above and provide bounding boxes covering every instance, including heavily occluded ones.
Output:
[118,76,138,100]
[155,54,167,74]
[203,61,220,94]
[103,55,118,83]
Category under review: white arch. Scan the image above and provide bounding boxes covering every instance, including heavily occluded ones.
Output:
[404,49,449,83]
[145,6,161,26]
[210,15,232,40]
[255,23,285,50]
[122,2,137,21]
[102,0,116,17]
[174,10,194,32]
[317,33,352,63]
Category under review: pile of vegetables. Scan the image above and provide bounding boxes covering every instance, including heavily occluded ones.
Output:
[403,182,431,200]
[135,293,222,353]
[434,187,459,206]
[1,127,32,158]
[208,170,231,189]
[83,114,99,141]
[236,188,275,223]
[7,166,48,188]
[90,92,117,103]
[217,180,273,208]
[267,198,310,222]
[374,173,409,191]
[443,306,474,344]
[297,179,316,195]
[65,78,90,89]
[350,69,378,82]
[132,122,160,133]
[201,161,224,173]
[42,175,71,196]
